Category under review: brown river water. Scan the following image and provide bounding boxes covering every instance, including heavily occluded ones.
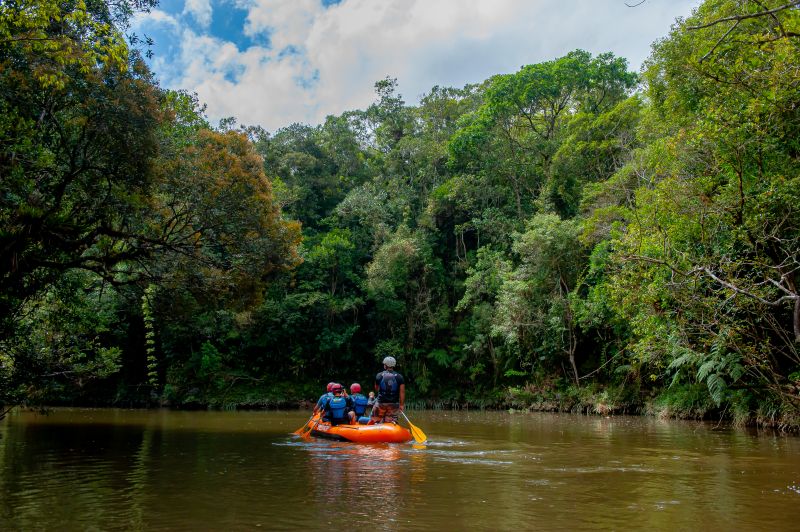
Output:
[1,408,799,530]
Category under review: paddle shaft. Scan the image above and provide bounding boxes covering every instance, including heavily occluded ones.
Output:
[301,412,323,439]
[293,411,317,434]
[401,410,428,444]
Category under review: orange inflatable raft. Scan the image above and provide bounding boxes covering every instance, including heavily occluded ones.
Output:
[310,422,412,443]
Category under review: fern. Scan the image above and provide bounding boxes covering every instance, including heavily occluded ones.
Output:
[428,348,453,367]
[697,358,718,382]
[710,328,728,359]
[613,364,632,375]
[729,362,746,382]
[668,352,695,371]
[707,374,727,406]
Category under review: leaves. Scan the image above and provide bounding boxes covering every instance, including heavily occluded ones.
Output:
[4,0,799,424]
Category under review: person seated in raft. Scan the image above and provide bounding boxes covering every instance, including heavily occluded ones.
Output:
[348,383,372,424]
[321,383,353,425]
[313,382,336,415]
[369,356,405,424]
[367,391,376,420]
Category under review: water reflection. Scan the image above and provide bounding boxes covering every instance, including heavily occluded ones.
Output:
[1,409,799,530]
[298,440,426,528]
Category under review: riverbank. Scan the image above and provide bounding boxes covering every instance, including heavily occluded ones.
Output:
[7,378,798,432]
[504,382,800,433]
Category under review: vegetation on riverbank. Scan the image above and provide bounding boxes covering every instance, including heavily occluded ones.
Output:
[1,0,798,429]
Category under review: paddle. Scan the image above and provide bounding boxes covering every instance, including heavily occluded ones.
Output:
[299,412,322,439]
[400,411,427,444]
[294,411,321,435]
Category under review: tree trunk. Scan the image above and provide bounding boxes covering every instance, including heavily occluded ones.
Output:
[513,181,523,220]
[489,336,499,387]
[569,348,579,387]
[559,275,580,386]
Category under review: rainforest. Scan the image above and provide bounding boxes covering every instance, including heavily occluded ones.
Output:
[1,0,799,430]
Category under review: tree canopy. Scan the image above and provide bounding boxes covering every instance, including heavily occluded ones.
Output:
[1,0,798,428]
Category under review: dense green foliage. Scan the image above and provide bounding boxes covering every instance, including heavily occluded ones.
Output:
[0,0,301,407]
[1,0,798,427]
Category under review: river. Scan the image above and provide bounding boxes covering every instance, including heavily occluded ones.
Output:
[1,409,798,530]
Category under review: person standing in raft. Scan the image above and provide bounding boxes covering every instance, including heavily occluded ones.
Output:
[370,356,405,424]
[322,383,352,425]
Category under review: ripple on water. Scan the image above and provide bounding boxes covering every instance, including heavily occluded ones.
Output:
[543,465,655,474]
[424,448,515,457]
[432,456,515,466]
[421,438,470,447]
[526,478,551,485]
[425,447,519,466]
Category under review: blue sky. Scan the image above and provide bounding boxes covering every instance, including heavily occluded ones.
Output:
[132,0,700,131]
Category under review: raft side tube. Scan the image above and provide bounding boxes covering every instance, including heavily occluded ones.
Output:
[310,422,412,443]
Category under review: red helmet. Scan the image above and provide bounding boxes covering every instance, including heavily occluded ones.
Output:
[331,383,344,394]
[326,382,336,392]
[350,383,361,393]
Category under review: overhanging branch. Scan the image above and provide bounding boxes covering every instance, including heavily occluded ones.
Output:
[687,1,800,31]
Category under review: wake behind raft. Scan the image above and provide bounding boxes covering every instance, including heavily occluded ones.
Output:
[310,422,412,443]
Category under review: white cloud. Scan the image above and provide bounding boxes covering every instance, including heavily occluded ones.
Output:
[131,8,180,30]
[142,0,700,131]
[175,29,318,124]
[184,0,213,29]
[245,0,322,51]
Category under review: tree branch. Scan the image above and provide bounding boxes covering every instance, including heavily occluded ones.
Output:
[687,1,800,30]
[700,20,741,62]
[700,267,798,307]
[622,255,799,310]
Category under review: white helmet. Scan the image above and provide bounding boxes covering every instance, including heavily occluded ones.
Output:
[382,356,397,368]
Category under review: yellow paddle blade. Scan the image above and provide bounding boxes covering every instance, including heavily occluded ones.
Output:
[401,411,427,444]
[408,422,427,444]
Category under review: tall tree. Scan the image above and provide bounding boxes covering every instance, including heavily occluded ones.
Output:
[0,0,161,331]
[604,0,800,417]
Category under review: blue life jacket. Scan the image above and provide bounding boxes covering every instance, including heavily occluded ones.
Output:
[326,395,348,420]
[378,370,399,402]
[351,394,369,416]
[316,392,332,410]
